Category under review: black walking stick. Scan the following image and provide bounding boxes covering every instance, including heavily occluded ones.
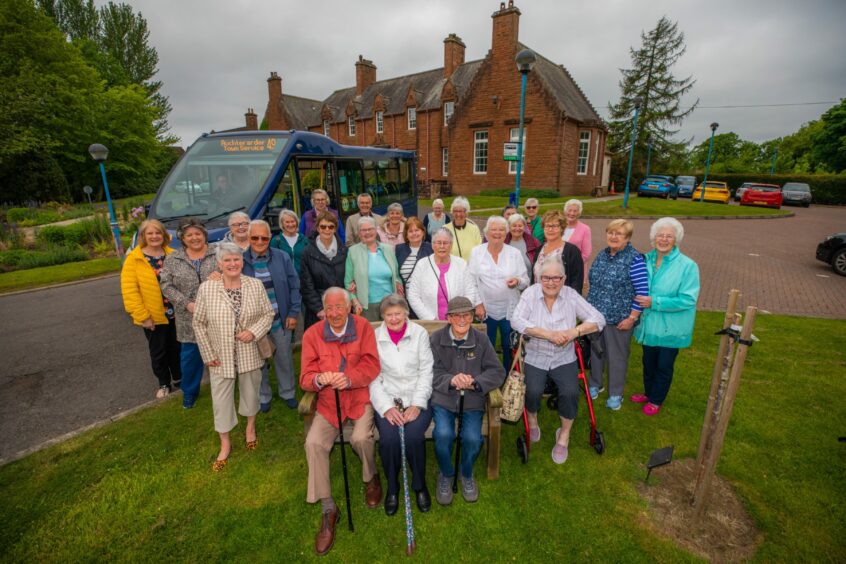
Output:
[452,389,465,494]
[335,357,354,531]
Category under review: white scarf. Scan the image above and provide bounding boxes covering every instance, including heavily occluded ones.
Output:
[316,235,338,259]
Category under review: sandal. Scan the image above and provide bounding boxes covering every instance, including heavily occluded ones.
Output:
[212,458,228,472]
[246,438,258,451]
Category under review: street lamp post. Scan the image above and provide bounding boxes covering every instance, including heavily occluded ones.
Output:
[645,135,653,178]
[622,96,643,209]
[770,147,778,176]
[88,143,123,260]
[513,48,536,207]
[698,122,719,203]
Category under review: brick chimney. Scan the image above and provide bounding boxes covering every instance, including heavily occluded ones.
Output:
[443,34,466,78]
[244,108,258,130]
[491,0,520,59]
[266,72,283,129]
[355,55,377,96]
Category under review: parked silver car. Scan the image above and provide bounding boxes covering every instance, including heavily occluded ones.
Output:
[735,182,755,202]
[781,182,812,207]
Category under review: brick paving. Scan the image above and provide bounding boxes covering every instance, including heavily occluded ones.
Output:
[465,205,846,319]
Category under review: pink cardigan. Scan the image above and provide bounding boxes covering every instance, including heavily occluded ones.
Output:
[566,221,592,263]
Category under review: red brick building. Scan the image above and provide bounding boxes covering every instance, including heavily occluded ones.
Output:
[232,1,607,196]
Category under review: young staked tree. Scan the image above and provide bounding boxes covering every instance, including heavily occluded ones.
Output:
[607,16,697,177]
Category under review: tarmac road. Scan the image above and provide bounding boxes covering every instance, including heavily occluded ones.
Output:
[0,203,843,462]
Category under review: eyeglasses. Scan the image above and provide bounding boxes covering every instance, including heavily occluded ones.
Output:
[544,224,562,230]
[230,222,249,228]
[525,206,537,210]
[312,198,328,203]
[541,275,564,283]
[318,224,336,230]
[447,312,473,319]
[655,234,676,241]
[250,236,270,242]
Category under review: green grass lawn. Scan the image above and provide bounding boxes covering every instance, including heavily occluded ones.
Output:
[0,257,121,294]
[582,197,790,217]
[1,312,843,561]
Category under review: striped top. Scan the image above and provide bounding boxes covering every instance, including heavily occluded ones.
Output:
[630,256,649,313]
[251,254,282,332]
[399,247,419,282]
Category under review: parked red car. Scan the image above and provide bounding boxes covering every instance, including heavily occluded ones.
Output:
[740,183,782,209]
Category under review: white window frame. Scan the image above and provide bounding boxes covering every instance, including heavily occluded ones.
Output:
[442,148,449,176]
[577,131,591,175]
[508,127,527,175]
[323,120,330,137]
[592,136,600,176]
[443,101,454,126]
[407,107,417,130]
[473,130,488,174]
[348,116,356,137]
[376,111,384,134]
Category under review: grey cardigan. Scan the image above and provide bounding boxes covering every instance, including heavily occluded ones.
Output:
[160,246,219,342]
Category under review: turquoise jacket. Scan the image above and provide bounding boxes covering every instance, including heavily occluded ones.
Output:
[634,246,700,349]
[344,242,400,309]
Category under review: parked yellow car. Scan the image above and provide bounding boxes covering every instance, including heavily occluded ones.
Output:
[692,181,731,204]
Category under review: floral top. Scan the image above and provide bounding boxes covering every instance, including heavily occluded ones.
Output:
[225,287,243,371]
[144,253,174,320]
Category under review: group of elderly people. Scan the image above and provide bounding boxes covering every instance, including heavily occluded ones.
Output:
[120,191,700,556]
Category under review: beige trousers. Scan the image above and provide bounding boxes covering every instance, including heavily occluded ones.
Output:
[305,405,377,503]
[210,369,261,433]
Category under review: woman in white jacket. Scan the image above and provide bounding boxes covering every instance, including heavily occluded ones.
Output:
[406,228,481,321]
[369,294,435,515]
[468,216,529,370]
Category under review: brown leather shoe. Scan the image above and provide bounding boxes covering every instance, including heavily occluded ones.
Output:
[314,507,340,556]
[365,474,382,509]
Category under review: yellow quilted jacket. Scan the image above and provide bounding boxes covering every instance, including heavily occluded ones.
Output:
[121,245,174,326]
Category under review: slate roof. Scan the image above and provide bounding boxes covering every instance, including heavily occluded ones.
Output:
[521,42,605,127]
[279,94,323,130]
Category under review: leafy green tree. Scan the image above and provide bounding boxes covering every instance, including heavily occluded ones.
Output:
[607,16,697,176]
[811,99,846,173]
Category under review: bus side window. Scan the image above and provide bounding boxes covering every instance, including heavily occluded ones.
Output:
[296,158,336,212]
[336,160,365,220]
[266,163,298,224]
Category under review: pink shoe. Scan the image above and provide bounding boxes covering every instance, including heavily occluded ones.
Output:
[643,403,661,416]
[630,394,649,404]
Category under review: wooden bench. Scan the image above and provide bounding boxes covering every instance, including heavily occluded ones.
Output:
[297,320,503,480]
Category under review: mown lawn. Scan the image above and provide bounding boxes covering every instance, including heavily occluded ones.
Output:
[0,312,843,561]
[0,257,121,294]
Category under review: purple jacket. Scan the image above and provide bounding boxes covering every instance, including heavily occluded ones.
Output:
[299,207,346,241]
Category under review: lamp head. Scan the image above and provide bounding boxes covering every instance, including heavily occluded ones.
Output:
[710,122,719,132]
[88,143,109,162]
[515,49,536,73]
[632,96,643,109]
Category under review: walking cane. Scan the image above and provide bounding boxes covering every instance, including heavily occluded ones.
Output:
[452,390,465,494]
[394,399,416,556]
[335,357,354,532]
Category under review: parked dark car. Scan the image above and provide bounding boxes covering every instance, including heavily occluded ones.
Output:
[816,232,846,276]
[675,175,696,198]
[782,182,812,207]
[637,175,678,199]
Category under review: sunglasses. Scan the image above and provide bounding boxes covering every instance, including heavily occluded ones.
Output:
[250,236,270,242]
[525,206,537,209]
[318,224,336,230]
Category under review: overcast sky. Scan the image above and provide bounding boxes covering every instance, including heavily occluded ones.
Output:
[119,0,845,148]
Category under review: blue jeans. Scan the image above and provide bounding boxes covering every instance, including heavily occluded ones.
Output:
[180,342,204,406]
[259,327,295,403]
[485,316,513,371]
[642,345,680,405]
[432,405,484,479]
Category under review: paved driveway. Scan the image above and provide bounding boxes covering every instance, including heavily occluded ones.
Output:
[0,205,843,462]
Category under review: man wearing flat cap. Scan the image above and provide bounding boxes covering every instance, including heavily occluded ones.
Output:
[429,296,506,505]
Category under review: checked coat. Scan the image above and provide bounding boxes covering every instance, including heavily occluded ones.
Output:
[192,276,274,380]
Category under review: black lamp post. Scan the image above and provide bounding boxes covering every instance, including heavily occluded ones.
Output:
[622,96,643,209]
[698,123,719,203]
[513,48,536,207]
[88,143,123,259]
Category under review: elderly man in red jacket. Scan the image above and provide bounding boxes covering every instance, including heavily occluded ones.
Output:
[300,286,382,555]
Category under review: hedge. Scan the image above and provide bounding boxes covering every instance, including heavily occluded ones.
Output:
[668,173,846,205]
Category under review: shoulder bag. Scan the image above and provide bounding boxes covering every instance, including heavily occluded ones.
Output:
[500,334,526,422]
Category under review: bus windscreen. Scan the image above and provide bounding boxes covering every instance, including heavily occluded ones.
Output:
[152,135,288,227]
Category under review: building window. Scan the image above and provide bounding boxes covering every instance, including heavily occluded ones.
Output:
[443,101,454,126]
[407,107,417,130]
[323,120,330,137]
[348,116,356,137]
[376,111,384,134]
[508,127,527,175]
[593,136,600,176]
[577,131,591,175]
[442,148,449,176]
[473,130,488,174]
